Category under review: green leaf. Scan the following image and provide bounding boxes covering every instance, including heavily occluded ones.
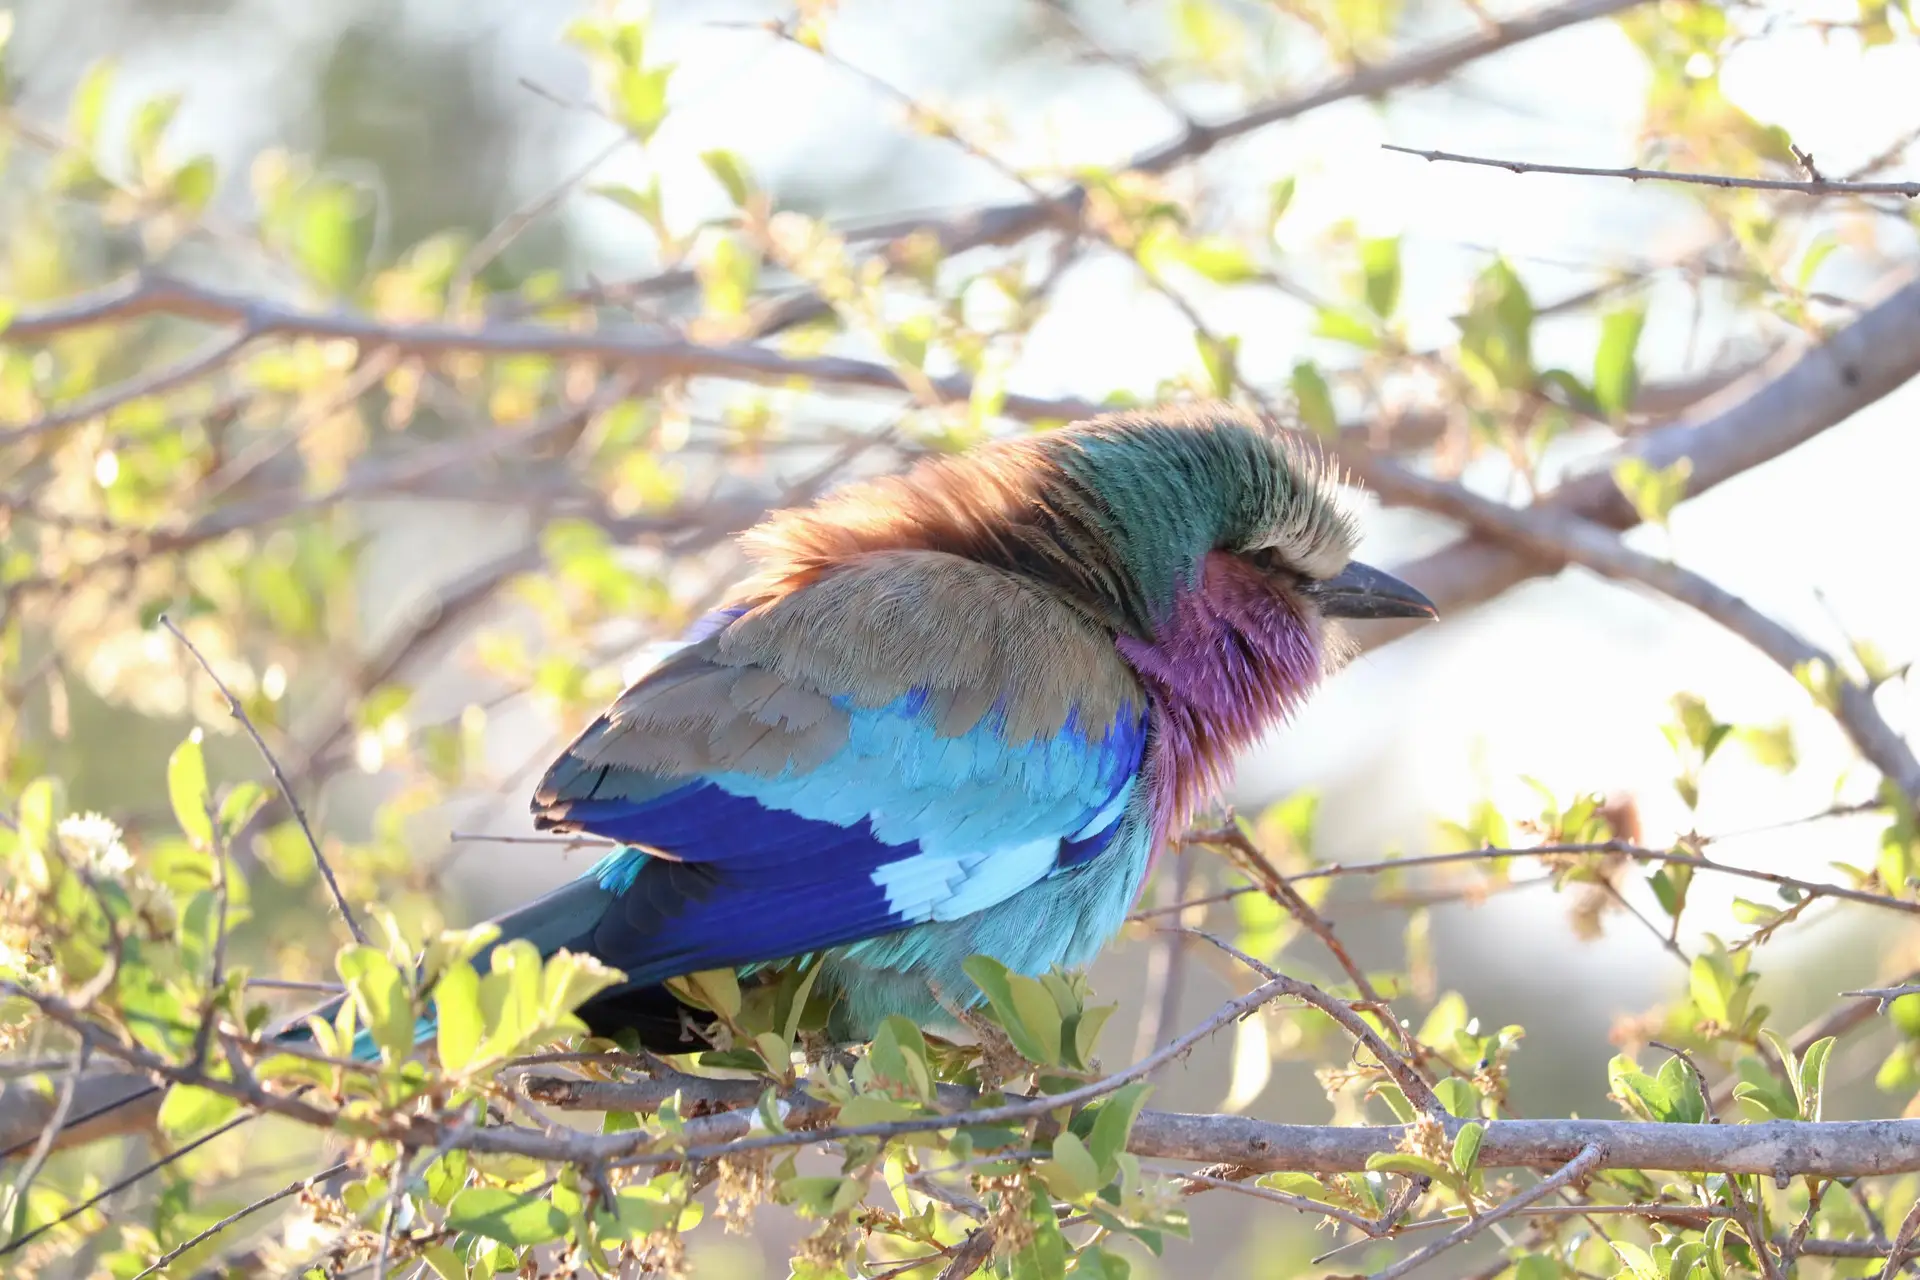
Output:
[433,960,483,1074]
[216,782,267,840]
[337,945,413,1063]
[1258,1172,1328,1199]
[1612,456,1694,529]
[1609,1053,1675,1121]
[1087,1082,1153,1177]
[1360,236,1402,318]
[1008,1188,1071,1280]
[1611,1241,1663,1280]
[1689,953,1731,1024]
[1194,332,1239,398]
[421,1246,467,1280]
[1513,1256,1562,1280]
[70,59,118,148]
[541,950,624,1025]
[1451,1120,1485,1171]
[1313,307,1379,348]
[1365,1152,1447,1181]
[1040,1130,1103,1199]
[157,1083,239,1137]
[1457,258,1535,392]
[1374,1083,1416,1123]
[1070,1247,1132,1280]
[445,1187,569,1245]
[1433,1076,1478,1118]
[1592,301,1647,421]
[167,730,213,846]
[1007,972,1065,1066]
[1182,236,1257,285]
[169,154,218,212]
[613,64,673,140]
[700,149,755,205]
[592,1186,683,1240]
[667,967,741,1021]
[1267,177,1297,231]
[1290,361,1338,437]
[1657,1055,1706,1125]
[1798,1035,1836,1121]
[961,955,1054,1066]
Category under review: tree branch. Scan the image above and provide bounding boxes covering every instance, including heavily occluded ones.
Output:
[1384,144,1920,197]
[1361,267,1920,659]
[1349,449,1920,805]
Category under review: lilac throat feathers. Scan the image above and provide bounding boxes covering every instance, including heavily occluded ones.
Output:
[1114,552,1326,846]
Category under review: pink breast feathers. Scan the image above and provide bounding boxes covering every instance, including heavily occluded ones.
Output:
[1114,551,1329,852]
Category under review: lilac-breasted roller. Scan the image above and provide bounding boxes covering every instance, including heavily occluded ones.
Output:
[511,406,1436,1047]
[2,407,1437,1175]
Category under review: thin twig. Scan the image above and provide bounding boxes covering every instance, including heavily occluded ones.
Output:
[129,1160,352,1280]
[1366,1143,1606,1280]
[158,614,368,945]
[1383,144,1920,197]
[1176,929,1447,1122]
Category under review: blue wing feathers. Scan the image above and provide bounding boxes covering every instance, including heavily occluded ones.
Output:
[563,685,1147,984]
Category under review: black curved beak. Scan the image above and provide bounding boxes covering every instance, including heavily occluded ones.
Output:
[1306,561,1438,621]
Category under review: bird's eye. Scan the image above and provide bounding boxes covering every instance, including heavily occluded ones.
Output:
[1246,546,1308,584]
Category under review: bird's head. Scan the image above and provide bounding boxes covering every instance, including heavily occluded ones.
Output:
[737,404,1435,650]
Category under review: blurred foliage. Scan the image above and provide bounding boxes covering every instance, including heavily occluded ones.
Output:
[1,0,1919,1275]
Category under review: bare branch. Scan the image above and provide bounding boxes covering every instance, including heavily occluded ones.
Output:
[1359,268,1920,652]
[1348,450,1920,805]
[1384,144,1920,197]
[0,272,1100,435]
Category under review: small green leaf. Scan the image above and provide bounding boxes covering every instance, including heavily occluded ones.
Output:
[700,149,755,205]
[1267,176,1297,231]
[1313,307,1379,348]
[1360,236,1402,318]
[445,1187,569,1245]
[1451,1120,1485,1171]
[1613,456,1694,529]
[157,1083,239,1137]
[1593,301,1648,420]
[1007,972,1065,1066]
[1689,953,1731,1024]
[433,960,483,1074]
[1043,1130,1103,1198]
[613,64,673,140]
[70,59,118,148]
[1433,1076,1478,1118]
[1365,1152,1447,1181]
[1798,1035,1836,1121]
[961,955,1054,1066]
[1290,360,1338,437]
[668,967,741,1021]
[1258,1172,1328,1199]
[337,945,413,1063]
[1194,332,1240,398]
[167,730,214,846]
[1181,236,1257,285]
[1087,1081,1153,1177]
[1611,1241,1663,1280]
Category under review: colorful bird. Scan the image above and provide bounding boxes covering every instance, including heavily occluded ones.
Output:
[3,405,1436,1183]
[517,405,1436,1047]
